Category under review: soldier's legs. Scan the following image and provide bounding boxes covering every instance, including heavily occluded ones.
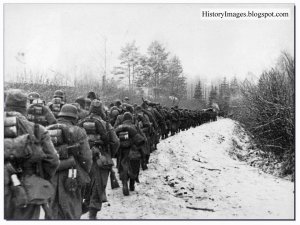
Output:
[129,178,135,191]
[119,149,130,196]
[82,183,91,215]
[99,169,110,203]
[12,204,40,220]
[122,178,129,196]
[140,145,148,170]
[88,181,102,219]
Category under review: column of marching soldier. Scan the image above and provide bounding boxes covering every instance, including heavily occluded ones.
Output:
[4,89,217,220]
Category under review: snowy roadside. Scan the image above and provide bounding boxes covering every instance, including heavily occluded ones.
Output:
[81,118,294,219]
[228,121,292,180]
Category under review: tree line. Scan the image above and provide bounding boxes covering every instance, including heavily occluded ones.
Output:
[112,40,187,102]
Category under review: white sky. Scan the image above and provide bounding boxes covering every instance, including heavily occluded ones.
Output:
[4,3,294,84]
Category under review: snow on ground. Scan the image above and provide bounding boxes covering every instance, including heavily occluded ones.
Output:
[81,118,294,219]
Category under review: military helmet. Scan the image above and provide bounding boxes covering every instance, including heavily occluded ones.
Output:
[91,99,102,108]
[124,96,129,101]
[115,99,122,107]
[109,102,115,108]
[53,90,64,99]
[58,104,78,119]
[135,105,142,112]
[85,98,92,106]
[123,112,133,121]
[87,91,97,100]
[5,89,27,114]
[28,92,40,101]
[75,96,86,109]
[111,109,119,117]
[90,99,106,118]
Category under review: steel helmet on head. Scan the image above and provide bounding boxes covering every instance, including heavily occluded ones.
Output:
[28,92,40,101]
[58,104,78,119]
[53,90,64,99]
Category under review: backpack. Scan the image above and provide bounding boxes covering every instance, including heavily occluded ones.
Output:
[80,116,108,147]
[47,123,91,186]
[80,116,113,169]
[47,124,72,158]
[4,112,46,163]
[27,103,48,126]
[4,112,53,206]
[50,97,63,117]
[118,130,131,148]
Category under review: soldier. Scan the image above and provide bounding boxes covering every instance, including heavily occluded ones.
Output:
[162,106,172,139]
[123,96,130,104]
[134,105,151,169]
[48,90,65,118]
[74,96,89,120]
[115,99,123,112]
[115,112,145,196]
[27,92,40,105]
[78,100,119,219]
[153,103,168,140]
[109,106,120,126]
[113,103,134,128]
[140,100,157,153]
[27,98,57,126]
[47,104,92,219]
[4,89,59,220]
[173,105,181,133]
[85,98,92,112]
[108,102,115,110]
[87,91,97,101]
[170,106,179,136]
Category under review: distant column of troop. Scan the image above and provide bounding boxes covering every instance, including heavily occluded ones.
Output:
[4,89,217,220]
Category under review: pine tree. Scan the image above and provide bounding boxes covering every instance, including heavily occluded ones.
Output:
[209,85,218,106]
[193,81,202,102]
[147,41,169,99]
[113,41,141,95]
[164,56,186,100]
[230,77,239,96]
[218,77,230,116]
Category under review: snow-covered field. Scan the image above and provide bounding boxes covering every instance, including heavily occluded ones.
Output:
[81,118,294,219]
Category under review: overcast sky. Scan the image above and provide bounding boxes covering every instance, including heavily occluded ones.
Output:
[4,3,294,84]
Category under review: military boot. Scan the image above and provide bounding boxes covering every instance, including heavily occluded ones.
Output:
[129,179,135,191]
[122,180,129,196]
[142,162,148,170]
[145,155,150,165]
[88,208,98,220]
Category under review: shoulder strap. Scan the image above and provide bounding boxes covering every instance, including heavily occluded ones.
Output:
[17,117,38,142]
